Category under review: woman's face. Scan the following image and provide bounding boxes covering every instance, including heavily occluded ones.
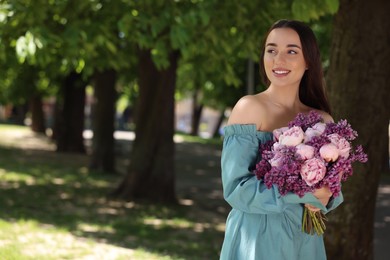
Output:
[263,28,307,88]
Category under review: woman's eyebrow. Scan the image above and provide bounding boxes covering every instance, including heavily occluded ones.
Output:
[287,44,301,49]
[265,43,302,49]
[266,43,277,47]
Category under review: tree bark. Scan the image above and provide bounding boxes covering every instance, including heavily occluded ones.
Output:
[9,103,28,125]
[325,0,390,259]
[190,88,203,136]
[29,95,46,133]
[112,49,179,203]
[54,72,87,153]
[89,69,117,173]
[212,110,225,138]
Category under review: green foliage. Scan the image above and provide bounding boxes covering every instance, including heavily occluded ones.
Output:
[0,0,338,112]
[118,0,212,69]
[309,15,334,70]
[0,0,138,73]
[292,0,339,21]
[0,0,139,105]
[175,0,292,109]
[175,0,338,110]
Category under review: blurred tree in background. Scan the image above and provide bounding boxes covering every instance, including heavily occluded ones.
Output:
[0,0,136,170]
[112,0,298,201]
[0,0,340,201]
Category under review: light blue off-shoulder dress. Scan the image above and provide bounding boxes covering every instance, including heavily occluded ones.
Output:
[220,125,343,260]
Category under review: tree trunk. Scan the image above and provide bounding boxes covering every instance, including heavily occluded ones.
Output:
[190,88,203,136]
[112,49,179,203]
[54,72,87,153]
[9,103,28,125]
[89,69,117,173]
[29,95,46,133]
[325,0,390,259]
[212,110,225,138]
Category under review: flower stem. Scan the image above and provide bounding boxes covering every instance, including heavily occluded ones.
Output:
[302,208,327,235]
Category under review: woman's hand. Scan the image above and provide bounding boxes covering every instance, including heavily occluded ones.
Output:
[312,186,332,206]
[305,186,333,212]
[305,204,321,212]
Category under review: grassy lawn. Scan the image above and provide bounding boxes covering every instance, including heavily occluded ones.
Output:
[0,125,227,259]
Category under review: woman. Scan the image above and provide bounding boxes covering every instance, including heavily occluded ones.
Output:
[219,20,343,260]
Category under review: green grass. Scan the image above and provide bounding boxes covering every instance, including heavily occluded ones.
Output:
[175,131,223,146]
[0,124,225,259]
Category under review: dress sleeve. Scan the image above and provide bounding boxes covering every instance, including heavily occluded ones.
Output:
[326,192,344,212]
[221,124,329,214]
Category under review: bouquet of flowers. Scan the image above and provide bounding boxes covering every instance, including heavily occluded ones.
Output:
[254,111,367,235]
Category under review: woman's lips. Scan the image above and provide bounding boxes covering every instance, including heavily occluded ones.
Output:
[272,69,290,75]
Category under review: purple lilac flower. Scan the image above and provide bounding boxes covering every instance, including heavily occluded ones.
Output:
[288,110,323,131]
[306,135,330,151]
[325,120,358,141]
[254,110,368,199]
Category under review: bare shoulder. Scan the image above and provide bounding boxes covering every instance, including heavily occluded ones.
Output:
[227,94,267,129]
[314,109,334,123]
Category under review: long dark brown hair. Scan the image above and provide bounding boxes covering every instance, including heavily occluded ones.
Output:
[259,19,331,114]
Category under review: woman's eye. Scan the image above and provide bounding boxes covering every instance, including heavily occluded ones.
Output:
[288,50,298,54]
[266,49,276,54]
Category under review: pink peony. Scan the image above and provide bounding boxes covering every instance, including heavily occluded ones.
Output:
[279,126,304,146]
[272,142,283,151]
[304,122,326,143]
[300,158,326,186]
[319,143,339,162]
[273,127,289,142]
[313,122,326,133]
[327,133,351,159]
[296,144,315,160]
[269,151,284,167]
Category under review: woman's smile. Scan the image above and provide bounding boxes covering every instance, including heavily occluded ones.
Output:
[272,68,291,76]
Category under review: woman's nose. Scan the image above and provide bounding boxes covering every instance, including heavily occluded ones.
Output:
[274,52,286,64]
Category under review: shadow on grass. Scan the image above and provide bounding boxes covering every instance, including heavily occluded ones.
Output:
[0,140,228,259]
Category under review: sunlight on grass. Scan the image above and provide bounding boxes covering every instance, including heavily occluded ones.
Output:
[0,219,182,260]
[175,132,222,146]
[0,169,35,183]
[0,124,29,131]
[143,217,194,229]
[0,125,225,259]
[0,124,55,150]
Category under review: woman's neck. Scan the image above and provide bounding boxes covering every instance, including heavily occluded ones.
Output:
[264,84,303,111]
